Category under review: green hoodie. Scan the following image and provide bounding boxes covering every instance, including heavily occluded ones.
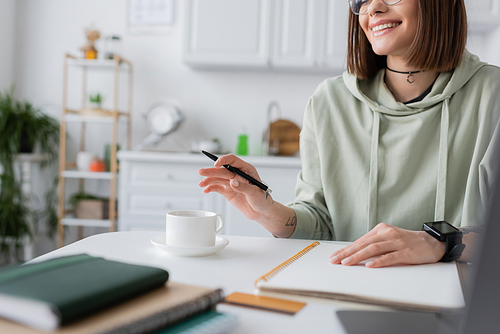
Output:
[289,50,500,241]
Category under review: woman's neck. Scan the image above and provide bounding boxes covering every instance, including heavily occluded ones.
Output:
[384,56,438,103]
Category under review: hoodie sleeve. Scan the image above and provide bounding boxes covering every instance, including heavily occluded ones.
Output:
[287,97,335,240]
[461,65,500,227]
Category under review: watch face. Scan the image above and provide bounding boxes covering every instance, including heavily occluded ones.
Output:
[428,221,459,235]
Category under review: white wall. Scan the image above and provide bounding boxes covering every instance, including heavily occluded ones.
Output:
[5,0,500,257]
[14,0,332,156]
[0,0,16,91]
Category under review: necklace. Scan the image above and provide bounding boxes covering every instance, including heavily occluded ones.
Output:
[386,66,422,84]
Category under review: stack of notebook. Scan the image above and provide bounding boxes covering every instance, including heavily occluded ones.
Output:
[0,254,236,333]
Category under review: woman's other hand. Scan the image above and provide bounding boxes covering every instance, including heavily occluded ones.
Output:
[329,223,446,268]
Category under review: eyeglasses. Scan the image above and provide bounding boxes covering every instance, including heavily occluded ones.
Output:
[347,0,403,15]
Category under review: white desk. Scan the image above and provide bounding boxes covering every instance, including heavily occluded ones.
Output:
[33,232,386,334]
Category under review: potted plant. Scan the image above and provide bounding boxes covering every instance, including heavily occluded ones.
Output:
[0,88,59,261]
[68,191,110,220]
[89,93,103,109]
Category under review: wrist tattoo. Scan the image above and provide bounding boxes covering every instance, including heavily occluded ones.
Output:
[285,213,297,227]
[265,191,274,204]
[459,225,485,234]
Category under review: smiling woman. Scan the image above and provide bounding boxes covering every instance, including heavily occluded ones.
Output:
[198,0,500,269]
[347,0,467,80]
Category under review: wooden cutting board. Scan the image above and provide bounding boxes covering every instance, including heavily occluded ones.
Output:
[268,119,300,156]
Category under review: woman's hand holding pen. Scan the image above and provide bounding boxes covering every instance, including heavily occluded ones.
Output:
[198,154,297,238]
[198,154,273,221]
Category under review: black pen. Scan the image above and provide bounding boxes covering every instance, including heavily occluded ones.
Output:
[201,150,272,194]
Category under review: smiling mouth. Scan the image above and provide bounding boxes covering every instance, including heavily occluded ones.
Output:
[372,22,401,32]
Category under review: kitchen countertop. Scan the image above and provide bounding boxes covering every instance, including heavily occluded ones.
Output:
[117,150,302,168]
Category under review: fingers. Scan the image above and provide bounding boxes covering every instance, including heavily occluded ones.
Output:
[214,154,261,180]
[198,167,236,180]
[198,154,264,196]
[229,178,269,201]
[214,154,246,168]
[199,177,229,192]
[199,171,267,202]
[328,225,388,263]
[329,223,406,267]
[364,252,405,268]
[329,236,397,266]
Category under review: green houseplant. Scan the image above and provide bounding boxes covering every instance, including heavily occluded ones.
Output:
[89,92,103,109]
[0,88,60,260]
[68,191,110,220]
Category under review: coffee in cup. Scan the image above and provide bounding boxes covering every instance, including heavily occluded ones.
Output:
[166,210,224,248]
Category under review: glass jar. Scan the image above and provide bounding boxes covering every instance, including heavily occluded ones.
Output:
[104,35,122,60]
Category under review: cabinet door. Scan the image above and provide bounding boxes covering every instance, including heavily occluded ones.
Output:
[271,0,317,68]
[316,0,349,70]
[183,0,272,68]
[465,0,500,32]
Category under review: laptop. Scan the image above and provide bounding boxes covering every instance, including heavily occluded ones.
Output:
[337,167,500,333]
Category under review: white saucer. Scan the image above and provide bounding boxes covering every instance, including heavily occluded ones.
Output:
[150,235,229,257]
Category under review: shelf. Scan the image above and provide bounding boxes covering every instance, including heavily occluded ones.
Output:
[61,218,112,228]
[61,170,115,179]
[67,58,130,70]
[15,153,50,163]
[65,114,129,124]
[66,108,129,116]
[58,53,132,247]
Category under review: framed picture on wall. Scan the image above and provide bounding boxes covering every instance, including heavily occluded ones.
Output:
[127,0,175,35]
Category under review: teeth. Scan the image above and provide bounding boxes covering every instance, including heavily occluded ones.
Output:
[372,22,401,32]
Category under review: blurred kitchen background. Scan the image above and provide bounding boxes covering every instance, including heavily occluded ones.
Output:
[0,0,498,262]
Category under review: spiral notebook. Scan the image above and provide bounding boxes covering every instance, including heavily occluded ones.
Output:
[255,241,465,313]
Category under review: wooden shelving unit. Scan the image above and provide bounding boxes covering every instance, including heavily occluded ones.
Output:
[57,54,133,248]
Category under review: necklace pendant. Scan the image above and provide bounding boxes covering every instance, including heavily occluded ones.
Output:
[406,73,415,84]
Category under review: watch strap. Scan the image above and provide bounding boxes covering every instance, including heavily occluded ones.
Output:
[441,233,466,262]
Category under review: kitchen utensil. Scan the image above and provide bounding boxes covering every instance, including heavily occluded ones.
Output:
[135,102,183,151]
[263,101,300,156]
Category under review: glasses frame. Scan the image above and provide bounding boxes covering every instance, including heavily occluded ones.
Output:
[347,0,403,15]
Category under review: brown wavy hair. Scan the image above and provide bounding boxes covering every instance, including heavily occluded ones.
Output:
[346,0,467,80]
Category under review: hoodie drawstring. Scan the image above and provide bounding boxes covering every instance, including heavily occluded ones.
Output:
[367,100,449,231]
[435,99,450,221]
[367,112,380,231]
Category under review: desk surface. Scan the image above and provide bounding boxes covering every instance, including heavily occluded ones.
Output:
[33,232,387,334]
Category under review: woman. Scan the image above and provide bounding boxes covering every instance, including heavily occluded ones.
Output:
[198,0,500,268]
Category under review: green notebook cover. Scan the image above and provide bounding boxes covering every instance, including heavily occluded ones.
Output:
[0,254,169,330]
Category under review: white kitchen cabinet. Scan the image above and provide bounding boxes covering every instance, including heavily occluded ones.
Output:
[316,0,349,70]
[271,0,348,70]
[183,0,349,71]
[183,0,272,68]
[118,151,301,237]
[271,0,317,68]
[465,0,500,32]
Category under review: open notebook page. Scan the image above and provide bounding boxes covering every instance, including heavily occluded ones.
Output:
[256,242,465,312]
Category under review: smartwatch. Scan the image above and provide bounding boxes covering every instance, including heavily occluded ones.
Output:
[422,221,466,262]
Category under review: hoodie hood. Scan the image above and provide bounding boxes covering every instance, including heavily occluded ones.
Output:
[343,50,487,115]
[342,50,488,231]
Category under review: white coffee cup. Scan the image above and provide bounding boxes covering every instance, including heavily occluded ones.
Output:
[76,151,94,171]
[166,210,224,248]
